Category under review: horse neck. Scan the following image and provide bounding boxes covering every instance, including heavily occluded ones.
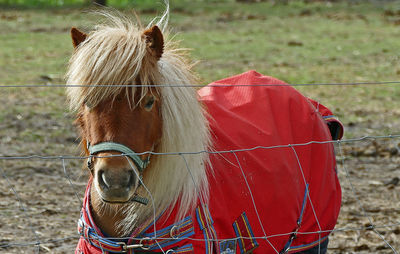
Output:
[89,184,126,237]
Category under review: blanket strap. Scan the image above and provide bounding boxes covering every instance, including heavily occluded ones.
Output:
[139,216,195,251]
[78,218,139,253]
[196,205,219,254]
[232,212,259,254]
[280,184,309,254]
[78,215,194,253]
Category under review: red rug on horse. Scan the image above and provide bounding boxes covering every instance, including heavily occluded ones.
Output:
[75,70,342,254]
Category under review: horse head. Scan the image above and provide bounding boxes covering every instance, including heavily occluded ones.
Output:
[69,25,163,205]
[66,12,210,237]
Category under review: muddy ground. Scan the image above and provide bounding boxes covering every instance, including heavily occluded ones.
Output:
[0,109,399,253]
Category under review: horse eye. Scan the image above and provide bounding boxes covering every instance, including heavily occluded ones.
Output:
[144,96,155,111]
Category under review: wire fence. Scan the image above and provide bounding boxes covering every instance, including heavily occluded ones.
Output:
[0,82,399,253]
[2,80,400,88]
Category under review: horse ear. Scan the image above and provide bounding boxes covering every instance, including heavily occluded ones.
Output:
[143,25,164,60]
[71,27,87,48]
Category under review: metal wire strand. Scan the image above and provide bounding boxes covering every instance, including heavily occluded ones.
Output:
[231,151,279,254]
[0,136,399,251]
[0,134,399,161]
[125,157,166,254]
[337,141,399,254]
[61,158,82,208]
[0,166,41,254]
[179,153,218,250]
[290,146,323,254]
[1,80,400,88]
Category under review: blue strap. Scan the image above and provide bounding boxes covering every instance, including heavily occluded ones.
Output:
[78,216,194,253]
[297,184,309,226]
[88,142,150,172]
[280,184,309,254]
[78,218,128,253]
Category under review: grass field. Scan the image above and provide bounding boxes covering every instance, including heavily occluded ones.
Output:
[0,1,400,253]
[1,1,400,136]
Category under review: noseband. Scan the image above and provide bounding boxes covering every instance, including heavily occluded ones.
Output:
[86,141,151,205]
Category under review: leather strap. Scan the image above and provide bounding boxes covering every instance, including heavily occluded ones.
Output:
[88,142,150,172]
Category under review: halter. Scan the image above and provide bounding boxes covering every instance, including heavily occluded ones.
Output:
[86,141,151,205]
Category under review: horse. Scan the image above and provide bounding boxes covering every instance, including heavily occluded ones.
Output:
[66,11,342,254]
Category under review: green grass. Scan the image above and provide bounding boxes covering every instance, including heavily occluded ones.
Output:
[1,1,400,138]
[0,0,155,8]
[0,0,231,9]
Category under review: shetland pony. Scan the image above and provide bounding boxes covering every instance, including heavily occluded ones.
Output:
[66,11,342,254]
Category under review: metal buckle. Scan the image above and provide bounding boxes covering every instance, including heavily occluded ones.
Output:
[280,236,294,254]
[280,228,299,254]
[170,225,180,239]
[118,242,128,253]
[292,226,299,239]
[77,219,84,235]
[139,237,151,250]
[119,241,147,253]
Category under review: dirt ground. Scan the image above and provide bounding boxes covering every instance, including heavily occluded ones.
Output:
[0,111,399,253]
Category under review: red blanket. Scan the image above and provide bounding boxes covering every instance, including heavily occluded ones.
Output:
[76,71,342,254]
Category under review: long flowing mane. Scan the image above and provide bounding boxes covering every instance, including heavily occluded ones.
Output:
[65,10,210,234]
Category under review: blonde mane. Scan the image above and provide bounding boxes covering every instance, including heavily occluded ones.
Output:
[66,11,210,234]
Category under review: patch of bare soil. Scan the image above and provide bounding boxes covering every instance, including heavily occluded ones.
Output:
[329,140,400,253]
[0,159,87,253]
[0,99,86,253]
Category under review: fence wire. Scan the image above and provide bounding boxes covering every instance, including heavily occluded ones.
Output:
[1,135,399,160]
[1,80,400,88]
[0,83,399,253]
[1,135,399,253]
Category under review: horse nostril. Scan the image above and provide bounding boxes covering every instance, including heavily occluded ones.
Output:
[128,170,137,186]
[97,170,109,189]
[97,168,137,191]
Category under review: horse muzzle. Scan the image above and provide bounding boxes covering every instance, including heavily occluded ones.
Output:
[92,155,139,203]
[96,168,137,203]
[87,142,151,204]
